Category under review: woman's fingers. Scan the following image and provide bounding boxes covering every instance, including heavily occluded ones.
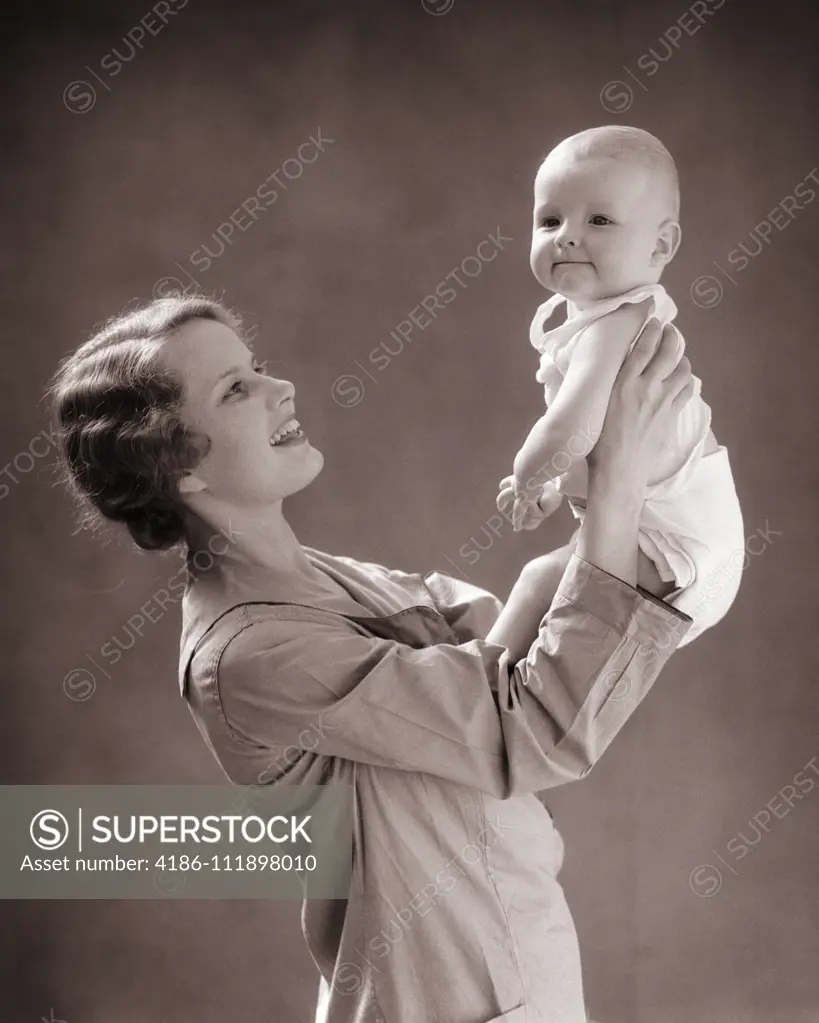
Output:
[668,373,695,413]
[622,316,665,378]
[660,353,692,402]
[670,379,696,413]
[641,323,684,381]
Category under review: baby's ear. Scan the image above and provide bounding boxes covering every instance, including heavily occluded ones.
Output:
[652,219,682,266]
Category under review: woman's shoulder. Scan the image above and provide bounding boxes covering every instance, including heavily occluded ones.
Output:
[180,582,359,692]
[185,599,366,699]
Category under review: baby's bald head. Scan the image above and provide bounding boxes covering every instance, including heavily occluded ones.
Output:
[542,125,680,223]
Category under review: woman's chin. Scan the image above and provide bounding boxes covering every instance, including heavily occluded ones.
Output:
[270,455,324,508]
[300,442,325,480]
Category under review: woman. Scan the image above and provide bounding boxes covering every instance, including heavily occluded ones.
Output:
[47,293,693,1023]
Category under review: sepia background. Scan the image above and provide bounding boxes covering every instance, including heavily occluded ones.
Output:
[2,0,818,1020]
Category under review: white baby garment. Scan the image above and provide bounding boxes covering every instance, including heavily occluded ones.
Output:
[529,283,745,645]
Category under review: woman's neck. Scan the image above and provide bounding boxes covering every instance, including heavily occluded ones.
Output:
[184,501,313,577]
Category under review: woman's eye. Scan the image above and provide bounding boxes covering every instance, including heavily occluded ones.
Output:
[590,215,612,226]
[224,362,269,400]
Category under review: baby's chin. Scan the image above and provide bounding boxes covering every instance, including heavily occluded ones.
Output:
[547,269,655,307]
[545,264,604,303]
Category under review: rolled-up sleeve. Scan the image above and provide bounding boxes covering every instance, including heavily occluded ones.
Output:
[217,554,691,799]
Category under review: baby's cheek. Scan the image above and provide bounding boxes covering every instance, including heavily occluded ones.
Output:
[530,245,553,285]
[595,255,627,289]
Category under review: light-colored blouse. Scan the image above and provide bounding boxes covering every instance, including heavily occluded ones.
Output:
[178,545,691,1023]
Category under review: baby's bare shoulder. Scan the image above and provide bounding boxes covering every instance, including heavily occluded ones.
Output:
[600,297,654,329]
[576,298,652,355]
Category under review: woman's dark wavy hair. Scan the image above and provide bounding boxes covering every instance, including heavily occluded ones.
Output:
[45,291,247,552]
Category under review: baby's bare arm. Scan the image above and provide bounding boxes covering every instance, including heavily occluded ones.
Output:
[513,301,652,494]
[488,532,674,662]
[487,542,575,661]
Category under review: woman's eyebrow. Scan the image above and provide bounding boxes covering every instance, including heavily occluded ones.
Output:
[209,353,258,394]
[210,366,243,393]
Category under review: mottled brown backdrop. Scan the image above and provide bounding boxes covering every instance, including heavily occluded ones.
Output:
[2,0,818,1020]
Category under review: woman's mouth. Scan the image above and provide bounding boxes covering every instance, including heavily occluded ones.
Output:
[269,417,306,447]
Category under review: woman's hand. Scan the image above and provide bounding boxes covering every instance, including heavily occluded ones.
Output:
[576,318,693,588]
[587,319,693,490]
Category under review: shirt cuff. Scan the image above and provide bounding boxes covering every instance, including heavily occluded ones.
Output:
[556,553,693,640]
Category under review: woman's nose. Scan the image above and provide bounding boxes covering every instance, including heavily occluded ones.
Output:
[265,377,295,409]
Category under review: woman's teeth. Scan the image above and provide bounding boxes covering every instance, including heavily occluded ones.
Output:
[269,418,301,445]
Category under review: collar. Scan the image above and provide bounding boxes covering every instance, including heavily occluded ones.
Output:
[531,283,676,353]
[176,546,445,699]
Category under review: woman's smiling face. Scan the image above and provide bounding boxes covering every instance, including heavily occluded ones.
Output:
[159,316,324,509]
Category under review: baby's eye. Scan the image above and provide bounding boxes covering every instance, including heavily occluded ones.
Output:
[253,360,269,376]
[590,215,613,226]
[540,216,560,229]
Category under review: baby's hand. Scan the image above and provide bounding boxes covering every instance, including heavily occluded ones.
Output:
[496,475,517,516]
[498,475,542,531]
[512,490,546,532]
[533,479,564,520]
[496,476,563,532]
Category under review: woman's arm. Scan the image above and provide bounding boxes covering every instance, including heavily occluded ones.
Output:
[212,321,696,798]
[216,557,691,797]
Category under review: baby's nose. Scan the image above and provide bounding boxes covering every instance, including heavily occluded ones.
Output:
[556,224,579,247]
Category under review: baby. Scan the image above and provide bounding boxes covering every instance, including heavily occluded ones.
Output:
[497,125,744,645]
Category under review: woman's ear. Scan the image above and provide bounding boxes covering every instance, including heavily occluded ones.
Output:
[178,471,207,495]
[651,219,682,267]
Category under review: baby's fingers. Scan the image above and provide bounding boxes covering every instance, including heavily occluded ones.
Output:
[521,500,547,530]
[536,482,564,518]
[497,486,515,513]
[520,512,544,531]
[511,494,529,532]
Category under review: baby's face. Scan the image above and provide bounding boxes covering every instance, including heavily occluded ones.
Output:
[530,154,671,306]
